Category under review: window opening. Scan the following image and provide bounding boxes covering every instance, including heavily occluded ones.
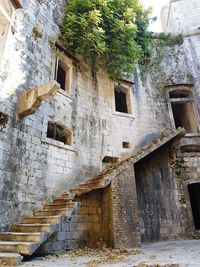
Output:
[123,142,130,149]
[115,89,128,113]
[169,89,191,98]
[55,57,72,94]
[102,156,119,170]
[188,183,200,230]
[57,65,66,91]
[171,101,198,133]
[168,87,199,133]
[47,122,72,145]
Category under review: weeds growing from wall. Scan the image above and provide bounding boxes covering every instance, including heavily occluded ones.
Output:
[139,33,184,100]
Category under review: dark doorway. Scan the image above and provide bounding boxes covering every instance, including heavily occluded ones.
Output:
[115,89,128,113]
[171,102,198,133]
[57,65,66,90]
[188,183,200,230]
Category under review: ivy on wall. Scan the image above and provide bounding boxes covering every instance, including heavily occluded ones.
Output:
[60,0,152,80]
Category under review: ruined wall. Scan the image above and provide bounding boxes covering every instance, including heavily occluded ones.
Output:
[134,143,190,243]
[0,0,169,231]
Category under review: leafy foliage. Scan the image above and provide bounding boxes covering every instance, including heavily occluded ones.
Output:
[60,0,152,80]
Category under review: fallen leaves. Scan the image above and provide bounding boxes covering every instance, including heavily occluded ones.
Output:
[43,245,143,266]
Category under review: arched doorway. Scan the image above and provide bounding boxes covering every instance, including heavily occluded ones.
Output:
[188,183,200,230]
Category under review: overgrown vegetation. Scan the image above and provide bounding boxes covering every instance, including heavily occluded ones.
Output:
[139,32,184,100]
[60,0,152,80]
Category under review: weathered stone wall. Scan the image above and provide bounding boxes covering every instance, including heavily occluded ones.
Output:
[178,153,200,236]
[0,0,200,247]
[161,0,200,34]
[38,190,103,254]
[0,0,169,231]
[110,161,141,248]
[134,143,190,243]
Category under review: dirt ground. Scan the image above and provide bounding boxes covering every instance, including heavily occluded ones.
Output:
[23,240,200,267]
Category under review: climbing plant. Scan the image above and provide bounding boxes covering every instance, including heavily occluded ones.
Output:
[138,32,184,100]
[60,0,152,80]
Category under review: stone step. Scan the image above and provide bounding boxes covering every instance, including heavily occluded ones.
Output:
[53,197,71,204]
[11,224,53,233]
[82,179,110,189]
[78,184,90,189]
[0,241,40,255]
[43,202,77,210]
[33,208,70,217]
[0,232,47,243]
[22,215,61,224]
[0,253,23,266]
[62,193,69,198]
[70,187,90,196]
[85,176,106,184]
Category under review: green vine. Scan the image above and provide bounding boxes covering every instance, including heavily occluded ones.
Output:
[139,33,184,100]
[60,0,152,81]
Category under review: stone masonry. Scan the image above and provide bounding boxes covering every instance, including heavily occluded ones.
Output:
[0,0,200,260]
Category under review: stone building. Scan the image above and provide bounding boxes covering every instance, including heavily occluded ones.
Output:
[0,0,200,265]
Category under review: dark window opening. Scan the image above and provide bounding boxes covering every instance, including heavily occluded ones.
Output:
[47,122,72,145]
[188,183,200,230]
[102,156,118,164]
[57,65,66,91]
[123,142,130,148]
[171,102,198,133]
[102,156,119,170]
[169,89,191,98]
[115,89,128,113]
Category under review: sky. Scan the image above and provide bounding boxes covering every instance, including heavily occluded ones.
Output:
[140,0,169,32]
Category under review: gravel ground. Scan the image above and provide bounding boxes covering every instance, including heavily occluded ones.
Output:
[23,240,200,267]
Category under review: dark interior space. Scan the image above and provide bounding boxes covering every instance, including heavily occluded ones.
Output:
[171,102,198,133]
[47,122,67,144]
[169,89,191,98]
[123,142,130,148]
[134,144,181,243]
[102,156,119,164]
[188,183,200,230]
[57,65,66,90]
[115,89,128,113]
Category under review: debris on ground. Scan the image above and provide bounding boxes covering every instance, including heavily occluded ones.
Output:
[43,240,143,266]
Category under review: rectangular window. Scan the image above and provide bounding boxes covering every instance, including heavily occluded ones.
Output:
[47,122,72,146]
[54,55,73,95]
[115,89,128,113]
[114,84,132,114]
[168,86,199,133]
[57,65,66,91]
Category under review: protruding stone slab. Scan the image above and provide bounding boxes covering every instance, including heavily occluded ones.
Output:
[0,241,40,255]
[0,253,23,266]
[18,81,60,117]
[0,232,47,243]
[11,224,52,233]
[22,216,61,225]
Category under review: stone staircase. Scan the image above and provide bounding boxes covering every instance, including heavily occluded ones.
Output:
[0,128,186,265]
[0,193,79,266]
